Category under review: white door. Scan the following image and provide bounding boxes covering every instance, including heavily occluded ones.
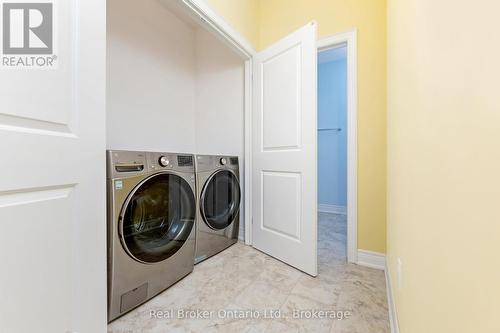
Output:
[252,22,318,276]
[0,1,106,332]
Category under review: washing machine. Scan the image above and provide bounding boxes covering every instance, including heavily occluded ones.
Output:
[107,150,196,321]
[194,155,241,264]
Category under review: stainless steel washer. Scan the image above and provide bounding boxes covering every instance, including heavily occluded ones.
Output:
[107,150,196,321]
[195,155,241,264]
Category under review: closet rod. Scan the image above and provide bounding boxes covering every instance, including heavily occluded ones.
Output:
[318,128,342,132]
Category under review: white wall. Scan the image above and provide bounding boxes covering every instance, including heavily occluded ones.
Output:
[194,29,245,156]
[107,1,246,239]
[194,28,245,239]
[107,0,197,152]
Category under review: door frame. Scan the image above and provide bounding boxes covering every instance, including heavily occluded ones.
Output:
[317,31,358,263]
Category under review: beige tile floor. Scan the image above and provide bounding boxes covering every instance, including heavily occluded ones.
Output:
[108,213,390,333]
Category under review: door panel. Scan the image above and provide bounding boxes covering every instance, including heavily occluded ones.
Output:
[0,186,74,332]
[0,1,75,129]
[252,22,318,276]
[262,171,301,240]
[262,44,301,150]
[0,1,106,332]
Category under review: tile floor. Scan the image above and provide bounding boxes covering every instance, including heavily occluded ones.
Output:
[108,213,390,333]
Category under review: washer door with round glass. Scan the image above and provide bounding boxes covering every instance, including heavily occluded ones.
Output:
[120,172,195,263]
[201,170,241,230]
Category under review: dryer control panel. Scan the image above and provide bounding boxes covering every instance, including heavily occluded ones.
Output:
[195,155,239,173]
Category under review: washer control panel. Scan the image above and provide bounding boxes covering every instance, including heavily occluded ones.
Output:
[146,152,195,172]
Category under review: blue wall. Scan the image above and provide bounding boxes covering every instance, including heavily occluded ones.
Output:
[318,52,347,207]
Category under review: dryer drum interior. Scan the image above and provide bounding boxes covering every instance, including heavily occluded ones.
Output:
[201,170,241,230]
[120,172,196,263]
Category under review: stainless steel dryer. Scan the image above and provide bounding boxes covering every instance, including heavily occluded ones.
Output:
[195,155,241,264]
[107,150,196,321]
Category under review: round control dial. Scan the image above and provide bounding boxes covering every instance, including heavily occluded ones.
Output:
[158,156,170,167]
[220,158,227,165]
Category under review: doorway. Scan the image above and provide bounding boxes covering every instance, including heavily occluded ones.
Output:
[317,31,358,264]
[317,45,348,262]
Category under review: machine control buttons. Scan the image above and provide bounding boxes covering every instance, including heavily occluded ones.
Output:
[159,156,170,167]
[220,158,227,165]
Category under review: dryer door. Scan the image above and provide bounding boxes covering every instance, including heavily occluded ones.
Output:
[200,170,241,230]
[120,172,195,263]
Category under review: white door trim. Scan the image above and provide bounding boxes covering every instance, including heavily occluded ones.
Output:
[244,59,253,245]
[317,30,358,263]
[179,0,256,59]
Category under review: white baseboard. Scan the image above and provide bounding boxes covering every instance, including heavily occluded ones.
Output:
[357,249,386,270]
[318,204,347,215]
[385,264,400,333]
[356,250,399,332]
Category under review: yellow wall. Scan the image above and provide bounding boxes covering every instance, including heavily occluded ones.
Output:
[205,0,260,47]
[207,0,387,253]
[387,0,500,332]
